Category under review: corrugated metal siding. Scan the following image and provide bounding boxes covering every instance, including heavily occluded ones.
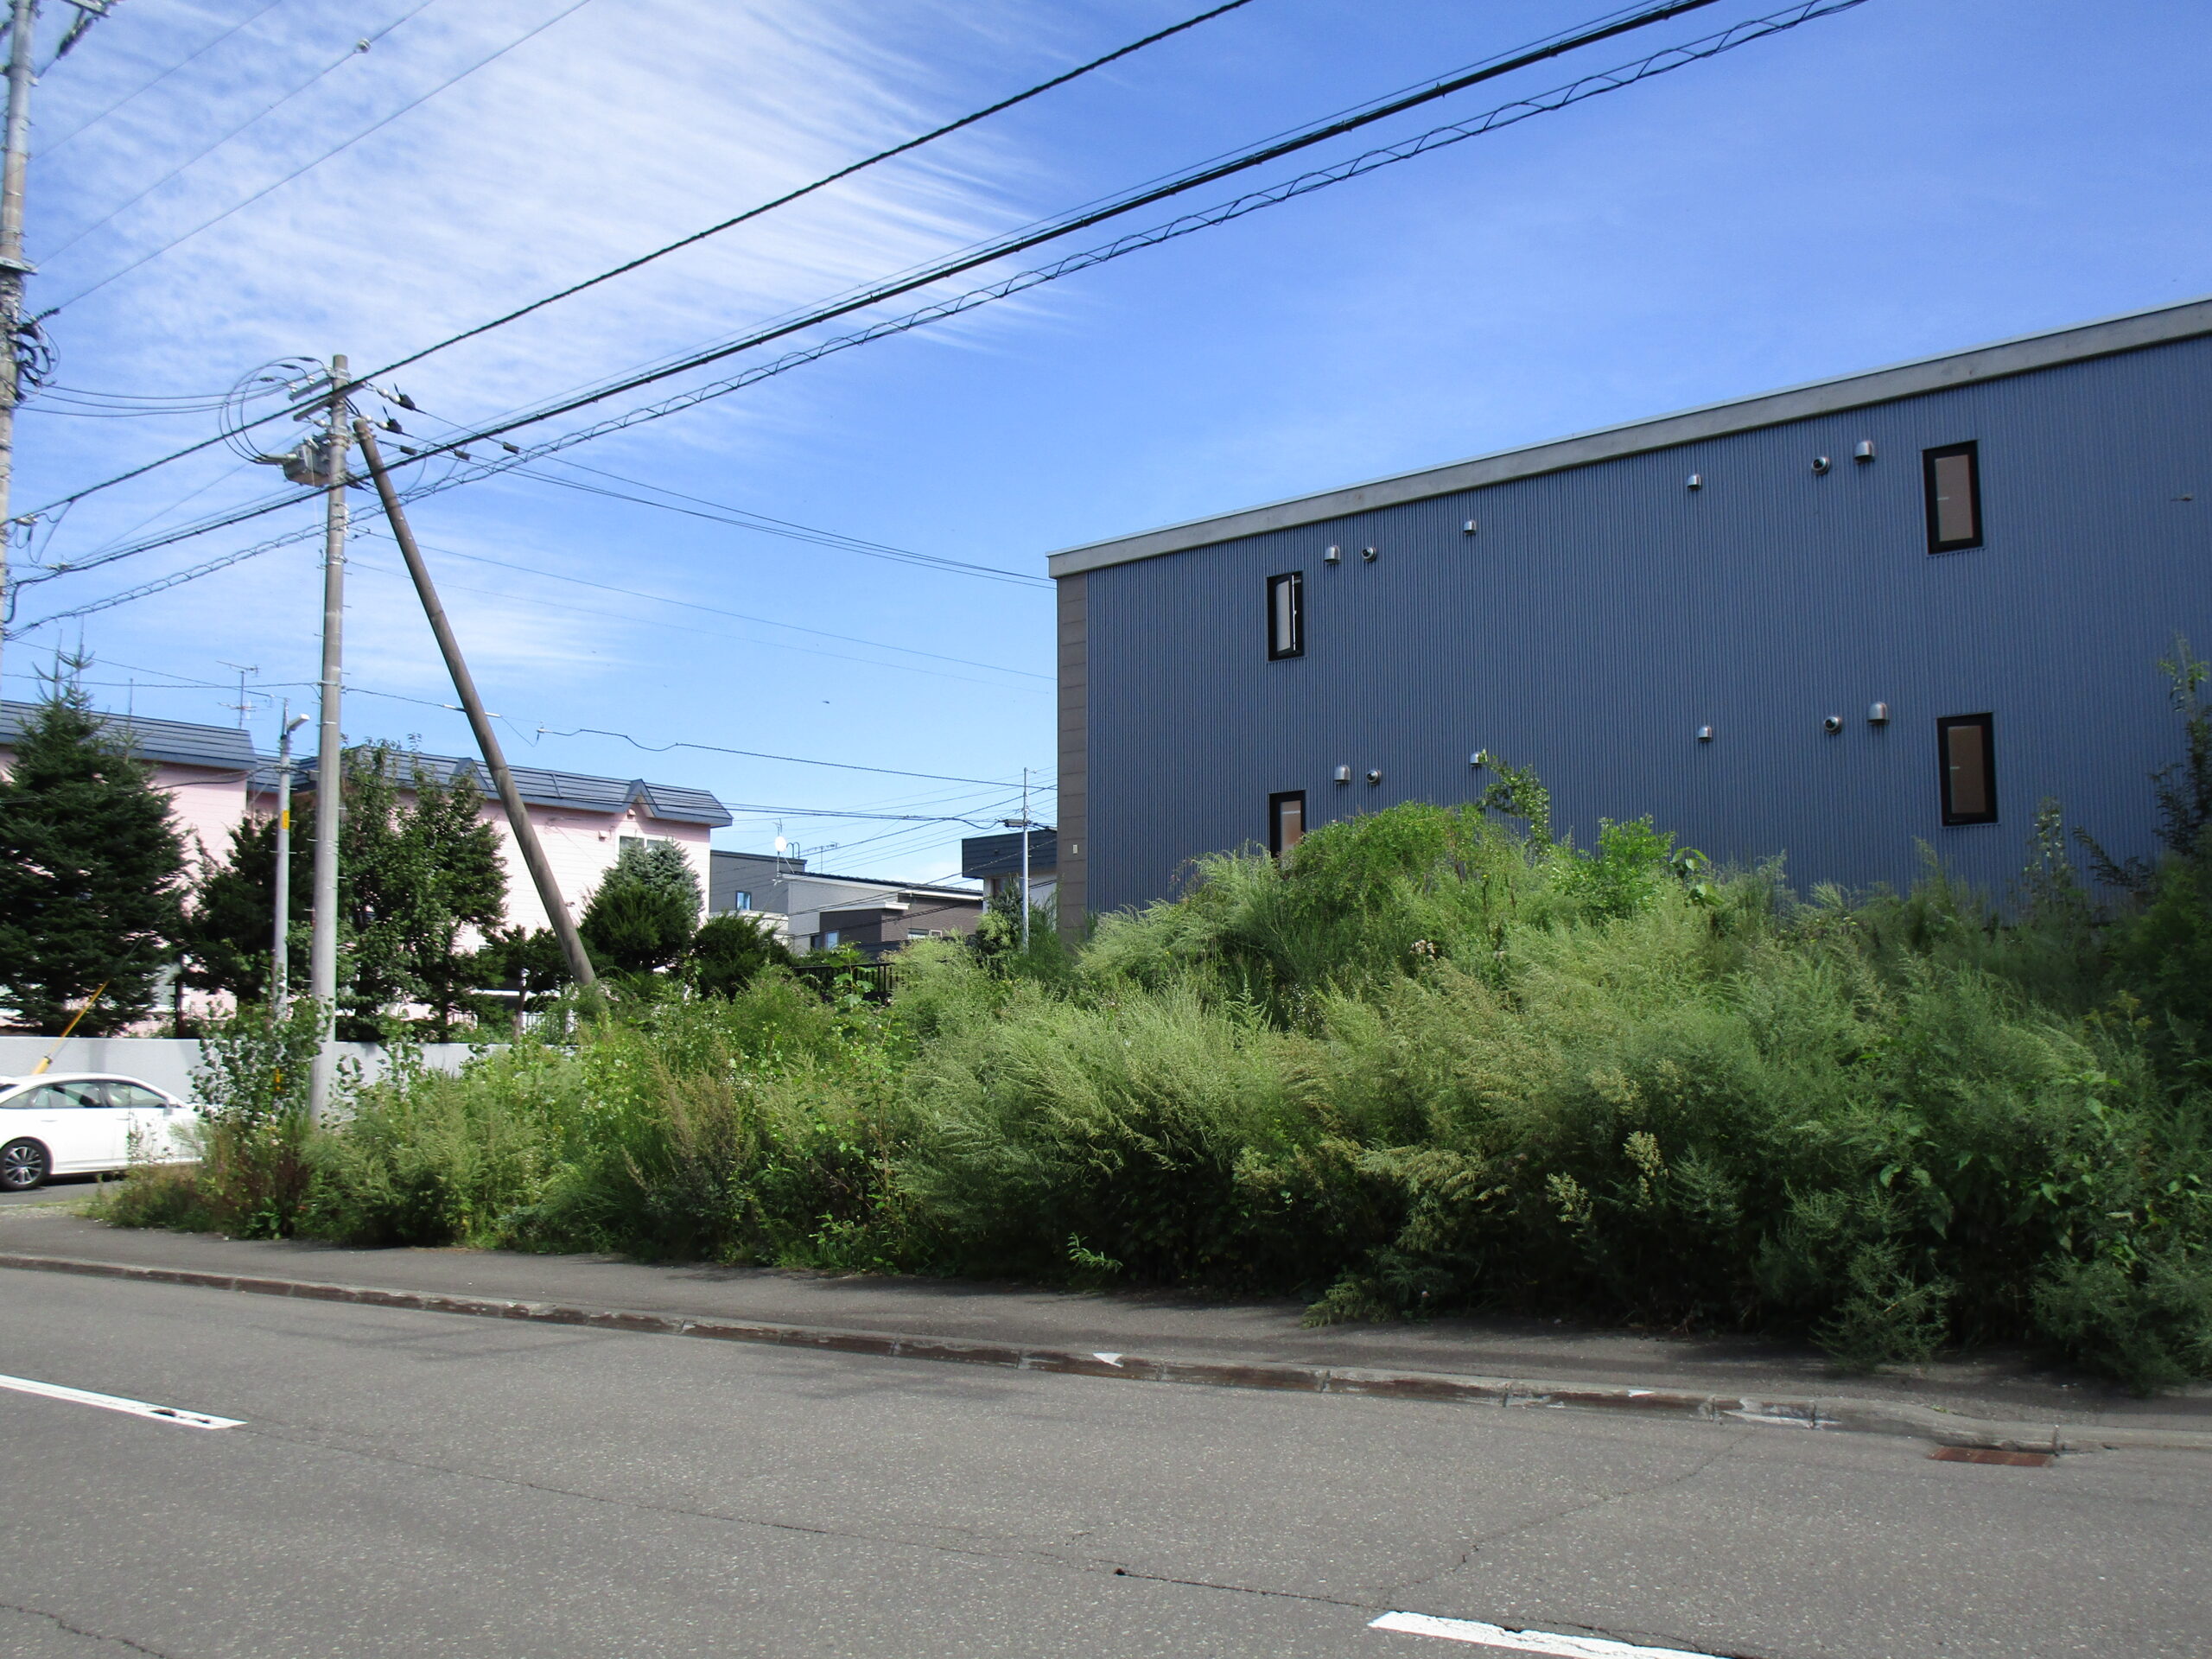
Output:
[1082,334,2212,917]
[1056,573,1089,939]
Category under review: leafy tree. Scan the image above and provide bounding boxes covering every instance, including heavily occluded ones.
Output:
[467,925,572,1028]
[188,745,505,1039]
[689,912,792,997]
[184,809,309,1007]
[0,677,187,1033]
[580,838,701,976]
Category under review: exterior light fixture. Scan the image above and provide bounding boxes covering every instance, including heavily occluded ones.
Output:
[1822,715,1844,734]
[1365,769,1382,785]
[1359,545,1378,563]
[1811,455,1833,475]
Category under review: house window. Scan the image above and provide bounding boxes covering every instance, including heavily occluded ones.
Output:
[1923,442,1982,553]
[822,930,841,949]
[1937,714,1997,825]
[730,890,752,912]
[1268,791,1306,856]
[1267,571,1304,660]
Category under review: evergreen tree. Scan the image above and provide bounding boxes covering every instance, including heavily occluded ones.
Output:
[689,912,792,997]
[184,810,308,1007]
[580,838,701,975]
[0,679,188,1033]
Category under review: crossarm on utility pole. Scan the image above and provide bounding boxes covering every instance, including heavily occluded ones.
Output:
[353,421,597,991]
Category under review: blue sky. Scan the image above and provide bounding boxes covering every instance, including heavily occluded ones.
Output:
[8,0,2209,882]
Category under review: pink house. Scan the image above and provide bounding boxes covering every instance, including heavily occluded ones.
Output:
[0,700,258,879]
[248,750,731,935]
[1,701,731,934]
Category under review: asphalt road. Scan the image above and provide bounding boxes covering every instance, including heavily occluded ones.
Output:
[2,1269,2207,1659]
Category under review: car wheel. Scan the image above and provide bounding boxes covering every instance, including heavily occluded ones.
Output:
[2,1139,52,1192]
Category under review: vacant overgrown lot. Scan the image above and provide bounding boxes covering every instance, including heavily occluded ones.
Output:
[109,664,2212,1391]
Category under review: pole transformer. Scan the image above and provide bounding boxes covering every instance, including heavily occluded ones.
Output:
[353,420,598,994]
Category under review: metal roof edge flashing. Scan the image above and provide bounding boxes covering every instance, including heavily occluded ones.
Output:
[1045,293,2212,577]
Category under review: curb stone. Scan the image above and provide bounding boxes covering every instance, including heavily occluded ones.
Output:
[5,1250,2208,1454]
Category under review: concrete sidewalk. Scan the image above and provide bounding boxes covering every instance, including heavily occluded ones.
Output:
[3,1200,2208,1449]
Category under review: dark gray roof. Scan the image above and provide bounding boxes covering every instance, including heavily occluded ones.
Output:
[0,699,257,772]
[259,747,732,827]
[962,829,1058,880]
[1047,292,2212,576]
[792,868,982,900]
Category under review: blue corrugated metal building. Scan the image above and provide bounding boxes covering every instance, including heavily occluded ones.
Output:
[1048,297,2212,931]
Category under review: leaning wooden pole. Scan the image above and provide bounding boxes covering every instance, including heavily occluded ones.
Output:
[353,422,598,992]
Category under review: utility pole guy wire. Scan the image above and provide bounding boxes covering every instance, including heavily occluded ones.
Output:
[353,419,598,994]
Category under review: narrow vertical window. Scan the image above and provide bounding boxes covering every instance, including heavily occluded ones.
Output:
[1937,714,1997,825]
[1268,791,1306,856]
[1266,571,1304,660]
[1923,442,1982,552]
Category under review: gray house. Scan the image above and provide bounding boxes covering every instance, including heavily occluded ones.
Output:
[1049,297,2212,932]
[709,849,982,957]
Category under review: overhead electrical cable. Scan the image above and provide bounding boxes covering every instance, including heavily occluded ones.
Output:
[36,0,291,156]
[19,0,1258,509]
[11,0,1861,631]
[351,528,1050,679]
[46,0,597,312]
[342,544,1052,691]
[40,0,444,262]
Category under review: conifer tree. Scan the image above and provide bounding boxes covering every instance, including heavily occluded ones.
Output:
[0,680,187,1033]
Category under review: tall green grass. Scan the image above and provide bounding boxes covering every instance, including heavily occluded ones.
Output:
[104,655,2212,1389]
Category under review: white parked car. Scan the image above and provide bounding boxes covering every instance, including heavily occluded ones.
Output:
[0,1073,198,1191]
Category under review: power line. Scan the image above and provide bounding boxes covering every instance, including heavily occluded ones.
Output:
[39,0,442,263]
[47,0,595,312]
[10,0,1853,626]
[363,0,1262,385]
[31,650,1051,791]
[346,0,1739,469]
[13,0,1574,519]
[342,542,1051,692]
[35,0,290,156]
[349,524,1049,680]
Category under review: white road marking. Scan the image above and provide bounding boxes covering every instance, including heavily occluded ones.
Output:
[1091,1351,1125,1366]
[1370,1611,1723,1659]
[0,1372,244,1430]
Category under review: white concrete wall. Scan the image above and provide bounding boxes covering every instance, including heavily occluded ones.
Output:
[0,1036,487,1103]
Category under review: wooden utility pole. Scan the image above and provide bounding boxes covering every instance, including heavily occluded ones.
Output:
[353,420,597,992]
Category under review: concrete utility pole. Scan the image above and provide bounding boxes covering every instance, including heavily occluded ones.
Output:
[270,706,308,1005]
[306,356,352,1122]
[353,420,598,993]
[0,0,40,696]
[1020,768,1032,953]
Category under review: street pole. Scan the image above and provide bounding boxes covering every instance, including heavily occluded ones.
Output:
[353,420,598,993]
[1020,766,1032,954]
[306,356,352,1122]
[271,705,307,1005]
[0,0,41,696]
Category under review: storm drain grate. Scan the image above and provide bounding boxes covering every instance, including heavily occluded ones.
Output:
[1927,1446,2053,1466]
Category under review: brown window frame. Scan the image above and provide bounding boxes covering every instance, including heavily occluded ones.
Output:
[1268,790,1306,857]
[1936,713,1998,826]
[1266,571,1304,660]
[1923,442,1983,554]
